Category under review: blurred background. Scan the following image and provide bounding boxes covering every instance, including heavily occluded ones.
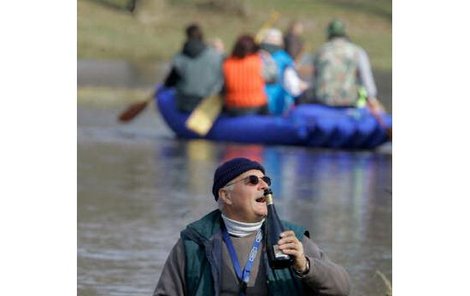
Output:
[77,0,392,295]
[78,0,392,111]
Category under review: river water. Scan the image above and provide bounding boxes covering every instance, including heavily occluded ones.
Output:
[77,60,392,296]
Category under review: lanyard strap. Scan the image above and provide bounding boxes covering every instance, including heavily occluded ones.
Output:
[222,226,263,296]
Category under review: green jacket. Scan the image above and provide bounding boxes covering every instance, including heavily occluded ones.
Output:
[180,209,307,296]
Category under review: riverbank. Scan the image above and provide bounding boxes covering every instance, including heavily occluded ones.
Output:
[78,0,392,71]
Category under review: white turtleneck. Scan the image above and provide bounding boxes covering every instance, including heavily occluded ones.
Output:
[221,214,265,237]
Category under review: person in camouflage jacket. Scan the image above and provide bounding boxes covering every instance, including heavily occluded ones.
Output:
[300,19,383,111]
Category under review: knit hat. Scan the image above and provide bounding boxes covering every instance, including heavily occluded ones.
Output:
[212,157,265,201]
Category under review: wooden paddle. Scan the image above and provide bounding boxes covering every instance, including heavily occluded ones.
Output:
[185,11,281,136]
[254,11,281,44]
[185,94,223,136]
[118,92,154,122]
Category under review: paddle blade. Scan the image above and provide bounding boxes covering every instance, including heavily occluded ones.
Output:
[254,11,281,44]
[185,95,223,136]
[118,100,150,122]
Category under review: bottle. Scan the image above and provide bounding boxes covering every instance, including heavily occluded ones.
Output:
[264,188,294,269]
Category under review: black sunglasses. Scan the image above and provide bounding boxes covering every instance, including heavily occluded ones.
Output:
[225,175,271,187]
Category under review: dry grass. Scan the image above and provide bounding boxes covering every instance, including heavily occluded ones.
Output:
[78,0,392,70]
[376,270,393,296]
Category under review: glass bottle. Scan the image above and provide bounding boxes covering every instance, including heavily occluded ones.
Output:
[264,188,293,269]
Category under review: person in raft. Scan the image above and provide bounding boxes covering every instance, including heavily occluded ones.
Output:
[153,157,351,296]
[221,35,278,116]
[163,23,224,113]
[260,28,309,115]
[298,19,384,113]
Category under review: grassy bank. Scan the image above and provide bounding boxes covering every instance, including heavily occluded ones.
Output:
[78,0,392,71]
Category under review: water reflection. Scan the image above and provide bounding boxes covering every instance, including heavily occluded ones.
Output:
[78,105,391,296]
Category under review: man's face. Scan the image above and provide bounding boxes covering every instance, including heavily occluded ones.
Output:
[221,169,270,223]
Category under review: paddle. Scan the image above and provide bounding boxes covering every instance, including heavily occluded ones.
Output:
[357,87,391,141]
[185,11,281,136]
[185,94,223,135]
[254,11,281,44]
[118,92,154,122]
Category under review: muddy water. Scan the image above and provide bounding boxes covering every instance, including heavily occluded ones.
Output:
[77,60,392,296]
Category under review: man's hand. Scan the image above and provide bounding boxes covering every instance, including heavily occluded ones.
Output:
[367,97,385,114]
[278,230,308,273]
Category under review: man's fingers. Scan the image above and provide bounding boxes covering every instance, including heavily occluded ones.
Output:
[279,242,297,250]
[280,230,295,238]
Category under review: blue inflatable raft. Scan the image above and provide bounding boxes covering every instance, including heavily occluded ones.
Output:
[155,86,392,149]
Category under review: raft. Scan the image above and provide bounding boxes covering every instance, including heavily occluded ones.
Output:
[155,86,392,149]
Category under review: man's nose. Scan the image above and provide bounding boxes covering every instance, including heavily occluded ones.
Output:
[259,178,269,189]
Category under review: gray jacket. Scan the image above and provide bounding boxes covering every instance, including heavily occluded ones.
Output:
[169,40,224,112]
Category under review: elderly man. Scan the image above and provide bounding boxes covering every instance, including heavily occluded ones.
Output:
[153,157,350,296]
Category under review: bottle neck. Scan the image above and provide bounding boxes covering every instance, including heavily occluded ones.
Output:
[265,193,274,205]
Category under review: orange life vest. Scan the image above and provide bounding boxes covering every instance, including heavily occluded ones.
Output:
[223,54,267,108]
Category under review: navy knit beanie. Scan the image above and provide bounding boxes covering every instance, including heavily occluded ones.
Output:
[212,157,265,201]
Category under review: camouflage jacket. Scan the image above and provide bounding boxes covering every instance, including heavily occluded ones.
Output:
[312,38,376,106]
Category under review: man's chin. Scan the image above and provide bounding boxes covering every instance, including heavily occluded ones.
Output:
[255,210,267,219]
[252,203,267,218]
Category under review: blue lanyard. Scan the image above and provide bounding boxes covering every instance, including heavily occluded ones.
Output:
[222,226,263,296]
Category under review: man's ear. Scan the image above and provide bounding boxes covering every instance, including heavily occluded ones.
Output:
[219,188,232,205]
